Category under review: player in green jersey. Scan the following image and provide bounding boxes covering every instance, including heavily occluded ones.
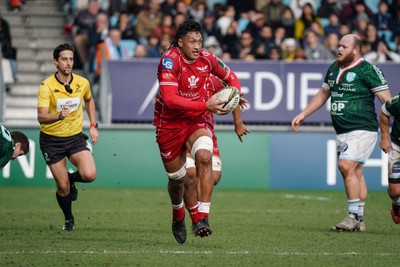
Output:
[0,124,29,169]
[379,95,400,224]
[291,34,391,232]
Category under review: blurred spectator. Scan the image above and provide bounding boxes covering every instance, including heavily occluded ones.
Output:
[0,15,17,90]
[280,37,297,61]
[304,30,335,61]
[269,25,286,49]
[290,0,316,19]
[260,0,287,28]
[339,23,351,38]
[339,0,374,27]
[324,13,340,37]
[135,0,162,45]
[208,0,228,13]
[154,14,176,40]
[95,28,130,77]
[201,10,222,44]
[255,24,274,59]
[189,0,208,23]
[211,2,226,20]
[161,0,178,17]
[294,3,323,48]
[147,34,171,58]
[221,20,240,58]
[268,47,281,60]
[226,0,256,20]
[323,32,340,58]
[363,39,400,63]
[294,46,307,61]
[173,12,187,28]
[204,35,223,57]
[9,0,26,11]
[133,43,148,58]
[374,1,394,31]
[255,0,268,11]
[317,0,341,18]
[278,6,295,38]
[72,0,104,69]
[217,5,237,36]
[309,21,325,42]
[365,23,380,51]
[244,11,266,45]
[237,30,257,60]
[108,0,127,17]
[117,10,138,40]
[87,13,109,73]
[176,0,190,17]
[352,12,369,40]
[361,39,372,56]
[126,0,145,16]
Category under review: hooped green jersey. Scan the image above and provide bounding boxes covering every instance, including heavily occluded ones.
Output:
[0,124,14,169]
[322,58,389,134]
[382,95,400,147]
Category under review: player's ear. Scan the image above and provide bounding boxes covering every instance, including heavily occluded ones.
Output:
[177,38,183,48]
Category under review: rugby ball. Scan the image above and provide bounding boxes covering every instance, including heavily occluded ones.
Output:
[215,86,240,115]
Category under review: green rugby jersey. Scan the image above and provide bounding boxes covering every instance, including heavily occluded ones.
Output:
[383,95,400,147]
[323,58,389,134]
[0,124,14,169]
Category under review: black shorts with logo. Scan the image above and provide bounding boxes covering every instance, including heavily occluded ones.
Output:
[39,131,90,165]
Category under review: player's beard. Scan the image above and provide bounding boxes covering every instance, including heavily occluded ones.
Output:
[336,52,354,68]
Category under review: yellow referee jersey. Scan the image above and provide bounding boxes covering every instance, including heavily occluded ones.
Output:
[38,73,92,137]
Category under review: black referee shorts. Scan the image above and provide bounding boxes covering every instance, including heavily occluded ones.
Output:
[39,131,90,165]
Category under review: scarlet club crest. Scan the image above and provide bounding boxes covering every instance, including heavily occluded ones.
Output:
[346,72,356,82]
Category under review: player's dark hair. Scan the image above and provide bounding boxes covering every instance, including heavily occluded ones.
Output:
[11,131,29,154]
[53,43,75,60]
[168,19,202,49]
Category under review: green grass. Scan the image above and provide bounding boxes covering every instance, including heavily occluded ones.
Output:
[0,186,399,266]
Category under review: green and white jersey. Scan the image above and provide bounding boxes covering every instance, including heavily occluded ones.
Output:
[322,58,389,134]
[0,124,14,169]
[382,95,400,147]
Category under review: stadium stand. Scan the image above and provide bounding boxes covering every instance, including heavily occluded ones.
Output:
[1,0,70,125]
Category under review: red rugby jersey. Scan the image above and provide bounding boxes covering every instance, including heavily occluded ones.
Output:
[153,47,241,128]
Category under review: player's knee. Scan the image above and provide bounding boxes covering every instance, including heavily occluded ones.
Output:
[167,164,186,180]
[81,170,96,182]
[190,136,213,159]
[388,184,400,199]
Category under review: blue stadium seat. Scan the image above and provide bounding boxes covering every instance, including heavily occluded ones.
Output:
[378,30,396,50]
[364,0,379,13]
[119,39,137,58]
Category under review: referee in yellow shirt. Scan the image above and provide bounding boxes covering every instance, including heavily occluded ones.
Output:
[37,43,99,232]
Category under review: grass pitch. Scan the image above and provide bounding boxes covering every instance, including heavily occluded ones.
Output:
[0,186,399,266]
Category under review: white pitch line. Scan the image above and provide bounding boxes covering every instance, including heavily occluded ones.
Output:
[0,250,395,256]
[283,194,330,201]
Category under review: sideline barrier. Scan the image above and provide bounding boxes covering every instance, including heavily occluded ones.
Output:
[106,60,398,125]
[0,127,387,191]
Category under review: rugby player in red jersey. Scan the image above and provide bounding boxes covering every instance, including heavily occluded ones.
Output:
[153,19,242,243]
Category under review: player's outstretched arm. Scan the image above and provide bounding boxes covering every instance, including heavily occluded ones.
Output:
[291,88,330,132]
[232,105,250,142]
[379,108,391,153]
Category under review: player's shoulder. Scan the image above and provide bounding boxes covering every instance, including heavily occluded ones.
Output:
[72,73,89,84]
[40,74,56,88]
[159,48,180,71]
[199,49,218,61]
[358,58,379,71]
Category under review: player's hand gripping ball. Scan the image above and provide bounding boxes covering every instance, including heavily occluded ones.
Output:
[215,86,240,115]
